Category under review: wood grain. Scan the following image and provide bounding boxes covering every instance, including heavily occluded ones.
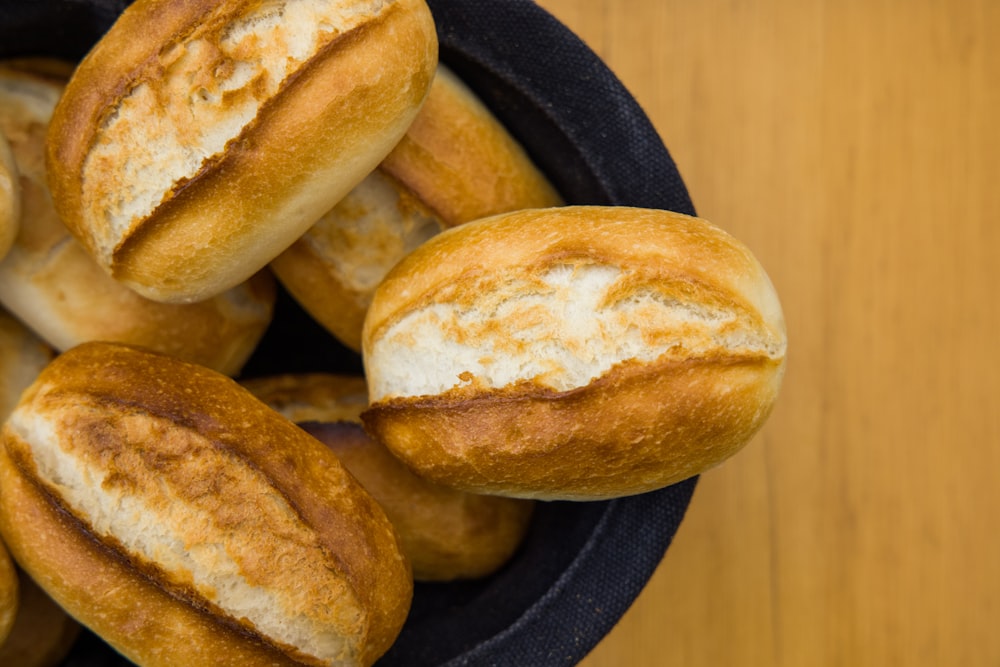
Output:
[530,0,1000,665]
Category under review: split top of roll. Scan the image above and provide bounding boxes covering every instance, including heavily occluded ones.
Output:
[362,206,787,500]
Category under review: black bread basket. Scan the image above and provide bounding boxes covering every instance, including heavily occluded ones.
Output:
[0,1,698,664]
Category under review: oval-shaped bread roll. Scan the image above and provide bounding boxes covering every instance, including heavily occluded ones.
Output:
[243,373,534,581]
[46,0,438,304]
[0,342,412,667]
[270,64,562,352]
[361,206,788,501]
[0,62,275,376]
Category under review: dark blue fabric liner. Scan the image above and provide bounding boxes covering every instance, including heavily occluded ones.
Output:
[0,1,699,665]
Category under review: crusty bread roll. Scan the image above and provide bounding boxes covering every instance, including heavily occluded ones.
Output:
[361,206,788,501]
[46,0,438,304]
[0,62,276,376]
[270,65,562,352]
[0,568,80,667]
[243,373,534,581]
[0,342,412,667]
[0,130,18,262]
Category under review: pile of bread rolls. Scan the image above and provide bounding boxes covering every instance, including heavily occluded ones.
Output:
[0,0,787,665]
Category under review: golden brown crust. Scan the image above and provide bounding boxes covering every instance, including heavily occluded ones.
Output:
[244,373,535,581]
[0,342,412,666]
[380,65,563,227]
[361,206,787,500]
[0,63,276,376]
[270,64,561,352]
[47,0,438,304]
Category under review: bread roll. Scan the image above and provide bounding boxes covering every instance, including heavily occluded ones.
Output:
[0,342,412,667]
[244,373,534,581]
[270,65,562,351]
[0,62,275,376]
[0,130,18,262]
[46,0,438,304]
[361,206,788,501]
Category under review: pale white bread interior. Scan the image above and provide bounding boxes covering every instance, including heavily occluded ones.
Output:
[0,130,18,261]
[46,0,439,303]
[361,206,788,500]
[269,64,562,352]
[0,342,412,667]
[243,373,535,581]
[0,63,276,376]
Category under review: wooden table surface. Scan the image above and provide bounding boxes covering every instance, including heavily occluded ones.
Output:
[531,1,1000,665]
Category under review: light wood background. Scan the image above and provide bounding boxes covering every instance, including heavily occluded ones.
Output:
[531,1,1000,665]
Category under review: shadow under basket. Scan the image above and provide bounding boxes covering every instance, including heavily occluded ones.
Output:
[0,0,699,665]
